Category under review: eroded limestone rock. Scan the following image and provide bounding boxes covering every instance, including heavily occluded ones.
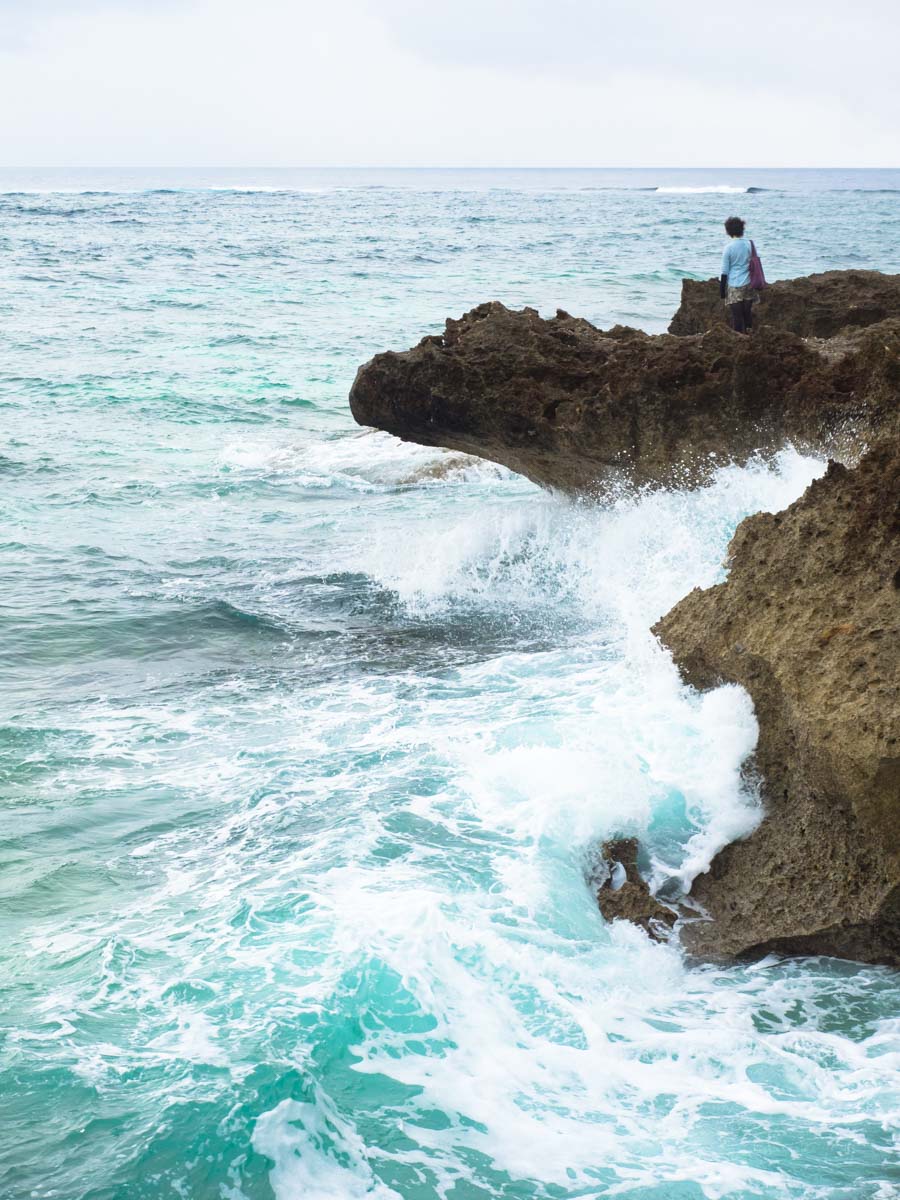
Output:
[654,442,900,965]
[350,298,900,494]
[669,269,900,338]
[596,838,677,942]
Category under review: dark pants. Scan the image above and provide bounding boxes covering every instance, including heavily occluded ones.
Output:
[730,299,754,334]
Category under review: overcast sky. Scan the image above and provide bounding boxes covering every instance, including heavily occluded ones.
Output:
[1,0,897,167]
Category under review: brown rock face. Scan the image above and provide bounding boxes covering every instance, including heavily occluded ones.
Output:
[596,838,677,941]
[349,270,900,966]
[350,299,900,493]
[669,269,900,338]
[654,443,900,965]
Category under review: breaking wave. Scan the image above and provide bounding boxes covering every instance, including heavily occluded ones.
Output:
[655,185,769,194]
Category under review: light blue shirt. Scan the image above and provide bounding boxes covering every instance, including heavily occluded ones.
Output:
[722,237,751,287]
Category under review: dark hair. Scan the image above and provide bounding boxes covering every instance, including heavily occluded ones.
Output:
[724,216,745,237]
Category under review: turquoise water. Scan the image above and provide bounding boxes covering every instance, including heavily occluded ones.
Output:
[2,169,899,1200]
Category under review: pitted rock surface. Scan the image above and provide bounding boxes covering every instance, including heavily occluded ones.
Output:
[351,293,900,494]
[596,838,678,941]
[655,442,899,965]
[669,269,900,338]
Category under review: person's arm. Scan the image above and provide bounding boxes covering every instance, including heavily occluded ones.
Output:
[720,244,731,298]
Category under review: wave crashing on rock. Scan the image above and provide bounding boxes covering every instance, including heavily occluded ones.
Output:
[350,271,900,966]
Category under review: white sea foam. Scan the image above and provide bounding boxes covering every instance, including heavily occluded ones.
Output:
[219,429,507,490]
[254,1099,402,1200]
[145,1009,228,1066]
[655,185,753,194]
[255,854,897,1199]
[353,446,823,629]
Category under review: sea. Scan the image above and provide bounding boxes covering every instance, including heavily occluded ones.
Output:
[2,168,899,1200]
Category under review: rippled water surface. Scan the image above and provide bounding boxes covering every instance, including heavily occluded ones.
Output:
[2,168,899,1199]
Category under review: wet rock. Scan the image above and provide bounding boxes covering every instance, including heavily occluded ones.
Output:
[669,269,900,338]
[349,270,900,966]
[596,838,677,941]
[350,295,900,494]
[654,441,900,965]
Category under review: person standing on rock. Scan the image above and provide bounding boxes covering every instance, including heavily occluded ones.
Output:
[720,216,758,334]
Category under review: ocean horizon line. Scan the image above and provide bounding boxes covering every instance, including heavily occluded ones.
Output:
[5,163,900,172]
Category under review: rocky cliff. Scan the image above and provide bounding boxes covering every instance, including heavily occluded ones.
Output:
[350,301,900,493]
[654,442,899,964]
[350,271,900,966]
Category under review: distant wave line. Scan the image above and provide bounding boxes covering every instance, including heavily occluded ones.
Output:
[0,184,772,200]
[3,183,898,198]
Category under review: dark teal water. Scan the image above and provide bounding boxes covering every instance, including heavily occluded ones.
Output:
[2,169,898,1199]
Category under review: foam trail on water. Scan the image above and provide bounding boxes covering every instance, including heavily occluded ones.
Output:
[254,1099,402,1200]
[219,429,506,491]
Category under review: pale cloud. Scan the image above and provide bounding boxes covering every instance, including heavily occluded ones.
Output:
[0,0,173,49]
[0,0,896,167]
[372,0,897,87]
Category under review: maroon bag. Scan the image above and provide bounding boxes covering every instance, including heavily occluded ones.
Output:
[748,240,767,290]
